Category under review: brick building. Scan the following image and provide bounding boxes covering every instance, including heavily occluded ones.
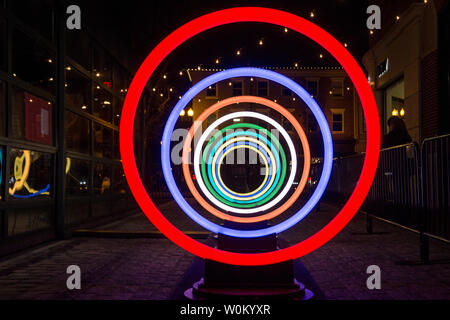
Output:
[187,67,360,158]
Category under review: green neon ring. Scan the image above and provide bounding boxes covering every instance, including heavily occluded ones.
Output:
[200,123,287,208]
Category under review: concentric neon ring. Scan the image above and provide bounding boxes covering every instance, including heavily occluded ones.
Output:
[120,7,380,265]
[214,142,273,201]
[201,125,286,206]
[182,95,311,223]
[193,111,299,215]
[209,137,278,204]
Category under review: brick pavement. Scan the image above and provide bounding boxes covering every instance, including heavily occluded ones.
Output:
[0,199,449,299]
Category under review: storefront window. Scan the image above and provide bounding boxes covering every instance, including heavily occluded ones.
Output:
[8,207,52,236]
[65,66,90,111]
[93,48,113,87]
[0,147,3,200]
[8,149,52,199]
[94,124,112,158]
[66,158,90,196]
[66,30,90,70]
[94,163,111,195]
[0,20,5,72]
[65,111,90,154]
[384,79,405,133]
[11,0,54,42]
[114,98,123,127]
[12,29,56,94]
[114,131,120,159]
[93,85,113,122]
[10,87,53,145]
[114,66,130,96]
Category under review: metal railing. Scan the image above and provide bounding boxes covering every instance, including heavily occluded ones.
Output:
[314,134,450,262]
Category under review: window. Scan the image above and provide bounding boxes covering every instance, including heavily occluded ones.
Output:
[281,87,292,97]
[307,80,318,97]
[206,83,217,97]
[66,66,90,111]
[93,48,113,86]
[0,80,4,136]
[65,111,90,154]
[94,163,111,195]
[257,81,268,96]
[0,147,3,200]
[94,124,112,158]
[114,131,120,159]
[8,149,52,199]
[8,207,52,236]
[66,30,90,70]
[66,158,90,196]
[12,29,56,94]
[330,79,344,97]
[232,81,243,96]
[331,109,345,133]
[93,85,113,122]
[10,87,53,145]
[114,98,124,127]
[113,167,127,195]
[114,66,130,96]
[307,113,318,132]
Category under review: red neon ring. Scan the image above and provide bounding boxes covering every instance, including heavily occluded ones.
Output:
[120,7,380,266]
[182,95,311,223]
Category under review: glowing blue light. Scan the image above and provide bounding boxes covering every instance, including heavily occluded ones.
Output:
[161,67,333,238]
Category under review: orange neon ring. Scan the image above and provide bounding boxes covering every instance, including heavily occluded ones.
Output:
[182,95,311,223]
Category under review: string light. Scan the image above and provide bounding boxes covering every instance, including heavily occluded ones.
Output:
[180,109,186,116]
[294,62,298,67]
[96,72,101,77]
[319,53,323,59]
[169,88,173,92]
[370,30,374,35]
[215,58,220,64]
[400,108,405,117]
[258,39,263,46]
[236,50,241,56]
[187,108,194,117]
[163,74,167,79]
[197,66,201,70]
[179,71,183,76]
[284,27,288,33]
[310,11,315,18]
[344,43,348,48]
[396,15,400,21]
[152,88,156,92]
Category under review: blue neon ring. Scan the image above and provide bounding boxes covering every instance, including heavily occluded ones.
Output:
[161,67,333,238]
[207,132,281,203]
[211,141,274,202]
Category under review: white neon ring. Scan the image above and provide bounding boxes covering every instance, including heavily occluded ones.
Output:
[211,136,277,201]
[194,111,297,214]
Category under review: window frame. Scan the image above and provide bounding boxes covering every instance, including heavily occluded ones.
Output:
[330,108,345,134]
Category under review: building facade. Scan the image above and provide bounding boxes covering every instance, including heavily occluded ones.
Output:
[188,67,360,158]
[362,0,449,144]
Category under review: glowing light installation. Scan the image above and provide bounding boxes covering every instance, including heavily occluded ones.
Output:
[162,69,333,238]
[120,7,381,266]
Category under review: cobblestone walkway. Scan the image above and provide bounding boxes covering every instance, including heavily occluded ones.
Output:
[0,200,449,299]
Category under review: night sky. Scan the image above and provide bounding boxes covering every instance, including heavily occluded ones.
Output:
[79,0,370,76]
